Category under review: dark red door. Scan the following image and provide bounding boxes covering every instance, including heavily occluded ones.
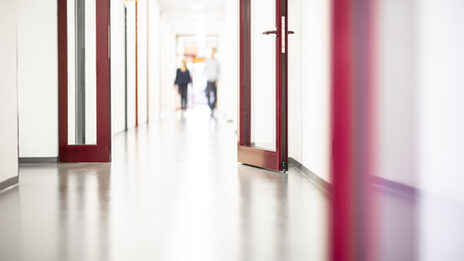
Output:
[238,0,288,171]
[58,0,111,162]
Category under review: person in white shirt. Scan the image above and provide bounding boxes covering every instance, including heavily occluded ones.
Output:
[204,48,220,113]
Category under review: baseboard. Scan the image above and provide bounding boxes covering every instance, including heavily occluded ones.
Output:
[371,175,418,198]
[0,176,19,193]
[288,158,332,193]
[287,158,421,199]
[19,157,58,164]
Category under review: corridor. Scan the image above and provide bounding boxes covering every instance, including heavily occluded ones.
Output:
[2,0,464,260]
[0,107,329,261]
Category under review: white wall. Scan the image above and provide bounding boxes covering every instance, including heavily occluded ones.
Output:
[111,0,127,134]
[375,0,418,187]
[417,0,464,202]
[17,0,58,157]
[112,0,161,132]
[137,0,148,125]
[0,0,19,182]
[374,0,418,186]
[288,0,331,182]
[159,14,178,116]
[217,0,239,124]
[126,2,137,129]
[148,0,161,121]
[374,0,464,202]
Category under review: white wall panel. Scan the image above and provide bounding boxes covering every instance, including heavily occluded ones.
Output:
[17,0,58,157]
[417,0,464,202]
[217,0,238,125]
[374,0,464,202]
[288,0,303,163]
[137,0,148,124]
[159,14,177,116]
[126,2,137,129]
[111,0,127,134]
[288,0,331,182]
[375,0,418,187]
[148,0,161,121]
[0,0,19,182]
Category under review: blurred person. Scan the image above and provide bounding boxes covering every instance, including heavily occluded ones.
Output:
[204,48,220,114]
[174,60,192,111]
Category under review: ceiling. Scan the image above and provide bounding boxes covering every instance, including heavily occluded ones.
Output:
[157,0,226,35]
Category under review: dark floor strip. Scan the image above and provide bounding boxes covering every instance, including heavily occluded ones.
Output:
[19,157,58,164]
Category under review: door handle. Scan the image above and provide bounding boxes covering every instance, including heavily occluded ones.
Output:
[263,30,294,35]
[263,30,278,35]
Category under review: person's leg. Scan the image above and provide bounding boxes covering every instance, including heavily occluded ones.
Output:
[206,82,212,109]
[181,94,185,110]
[179,90,183,110]
[180,86,187,110]
[183,91,188,109]
[212,83,217,110]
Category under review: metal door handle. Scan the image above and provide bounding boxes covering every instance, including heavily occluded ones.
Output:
[263,30,294,35]
[263,30,278,35]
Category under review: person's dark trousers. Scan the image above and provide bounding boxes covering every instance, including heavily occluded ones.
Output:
[179,85,188,110]
[206,81,217,111]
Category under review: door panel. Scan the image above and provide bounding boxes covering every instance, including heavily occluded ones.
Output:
[238,0,288,171]
[58,0,111,162]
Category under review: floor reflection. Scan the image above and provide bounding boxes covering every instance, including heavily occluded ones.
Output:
[57,164,111,261]
[1,107,327,261]
[238,167,289,261]
[0,107,463,260]
[372,184,418,261]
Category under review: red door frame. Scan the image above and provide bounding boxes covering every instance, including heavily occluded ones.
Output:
[58,0,111,162]
[238,0,288,171]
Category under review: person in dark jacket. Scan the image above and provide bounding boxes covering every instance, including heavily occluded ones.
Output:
[174,60,192,110]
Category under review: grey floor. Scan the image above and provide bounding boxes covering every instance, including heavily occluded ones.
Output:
[3,106,464,261]
[0,107,329,261]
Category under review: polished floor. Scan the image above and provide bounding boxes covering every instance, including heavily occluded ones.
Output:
[0,107,329,261]
[2,107,464,261]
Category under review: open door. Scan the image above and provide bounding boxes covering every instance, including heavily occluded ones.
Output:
[58,0,111,162]
[238,0,288,171]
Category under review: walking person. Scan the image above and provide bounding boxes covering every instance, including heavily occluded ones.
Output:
[204,48,220,114]
[174,60,192,111]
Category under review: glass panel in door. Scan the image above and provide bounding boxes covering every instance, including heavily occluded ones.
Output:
[250,0,276,151]
[67,0,97,145]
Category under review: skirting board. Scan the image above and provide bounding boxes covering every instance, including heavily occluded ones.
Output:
[288,157,332,193]
[0,176,19,193]
[289,158,418,199]
[371,175,417,198]
[19,157,58,164]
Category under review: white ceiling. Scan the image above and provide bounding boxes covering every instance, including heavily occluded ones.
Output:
[156,0,226,35]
